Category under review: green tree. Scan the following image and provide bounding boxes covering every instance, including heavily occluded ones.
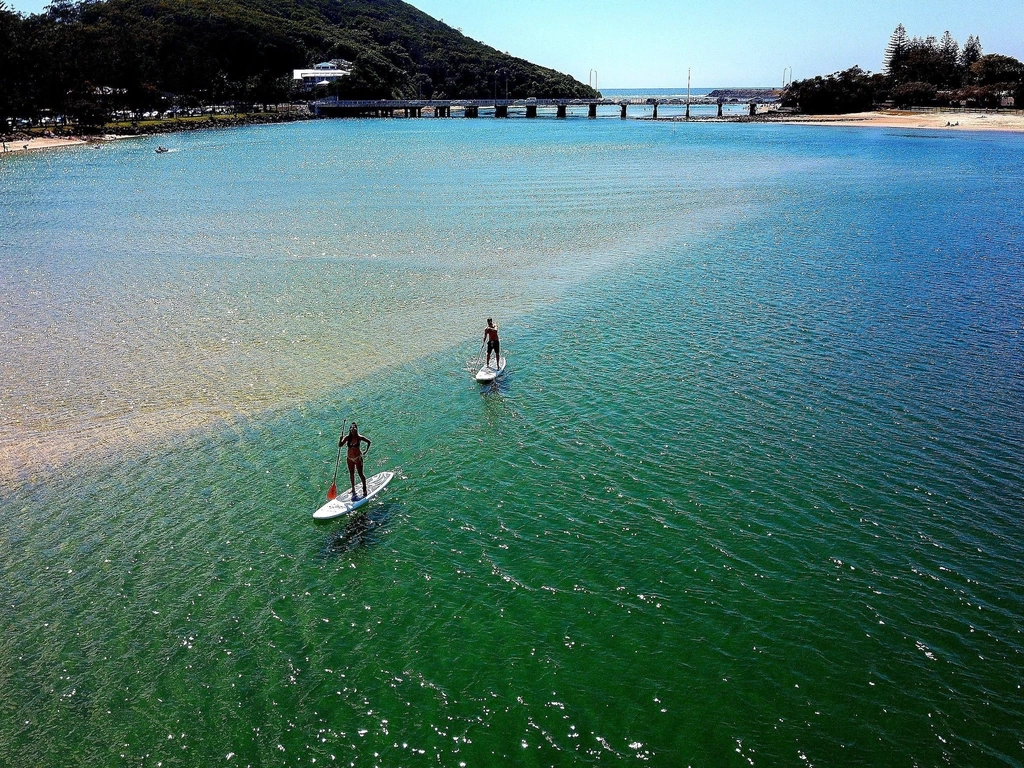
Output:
[968,54,1024,87]
[782,66,885,114]
[883,24,909,76]
[0,3,24,129]
[891,81,937,107]
[937,31,961,87]
[939,31,959,67]
[961,35,982,68]
[947,85,1001,108]
[891,36,946,85]
[65,81,110,127]
[338,49,406,98]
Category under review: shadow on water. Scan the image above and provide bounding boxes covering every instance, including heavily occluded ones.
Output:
[322,502,394,554]
[477,371,512,397]
[893,131,958,140]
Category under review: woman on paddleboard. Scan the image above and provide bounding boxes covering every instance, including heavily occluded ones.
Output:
[339,423,371,499]
[482,318,500,367]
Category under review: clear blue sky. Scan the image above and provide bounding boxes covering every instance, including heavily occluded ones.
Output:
[6,0,1023,87]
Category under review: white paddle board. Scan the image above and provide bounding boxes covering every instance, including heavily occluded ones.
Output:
[475,357,506,382]
[313,471,394,519]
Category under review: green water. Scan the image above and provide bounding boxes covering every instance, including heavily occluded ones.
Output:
[1,119,1023,766]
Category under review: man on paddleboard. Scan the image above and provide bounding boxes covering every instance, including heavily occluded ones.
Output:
[339,423,371,499]
[482,318,500,368]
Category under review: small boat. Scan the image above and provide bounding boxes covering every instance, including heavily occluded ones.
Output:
[155,146,169,154]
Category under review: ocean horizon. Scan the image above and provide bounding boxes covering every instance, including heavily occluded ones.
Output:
[601,86,777,96]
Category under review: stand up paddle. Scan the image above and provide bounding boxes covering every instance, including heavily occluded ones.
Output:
[314,422,395,520]
[326,420,347,500]
[475,355,506,382]
[475,318,507,382]
[313,470,395,519]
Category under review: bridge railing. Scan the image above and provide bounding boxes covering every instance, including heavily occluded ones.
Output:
[310,96,772,109]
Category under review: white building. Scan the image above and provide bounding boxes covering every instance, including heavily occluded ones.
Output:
[292,60,353,90]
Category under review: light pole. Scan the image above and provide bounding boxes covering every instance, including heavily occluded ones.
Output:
[686,67,691,120]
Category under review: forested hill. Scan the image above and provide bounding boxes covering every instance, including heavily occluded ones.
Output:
[0,0,598,122]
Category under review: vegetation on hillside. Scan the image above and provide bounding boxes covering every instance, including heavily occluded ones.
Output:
[782,25,1024,114]
[0,0,598,130]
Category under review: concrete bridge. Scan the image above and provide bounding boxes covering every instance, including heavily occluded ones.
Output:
[312,96,777,119]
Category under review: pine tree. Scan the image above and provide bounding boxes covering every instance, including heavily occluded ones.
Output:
[884,24,909,75]
[939,30,959,64]
[939,31,961,87]
[961,35,982,68]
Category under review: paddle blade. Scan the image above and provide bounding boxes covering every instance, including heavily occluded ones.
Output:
[327,483,337,500]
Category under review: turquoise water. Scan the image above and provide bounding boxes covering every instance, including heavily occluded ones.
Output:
[1,118,1023,767]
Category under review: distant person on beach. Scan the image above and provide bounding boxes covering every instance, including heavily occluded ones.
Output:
[483,318,500,367]
[339,423,371,499]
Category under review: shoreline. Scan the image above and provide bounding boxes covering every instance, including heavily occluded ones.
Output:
[5,107,1022,156]
[1,135,92,153]
[1,109,314,154]
[770,109,1024,133]
[669,108,1024,133]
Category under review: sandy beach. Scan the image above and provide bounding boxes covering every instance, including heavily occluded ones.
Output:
[773,109,1024,133]
[0,135,94,153]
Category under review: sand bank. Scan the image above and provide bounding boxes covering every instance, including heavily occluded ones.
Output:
[774,110,1024,133]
